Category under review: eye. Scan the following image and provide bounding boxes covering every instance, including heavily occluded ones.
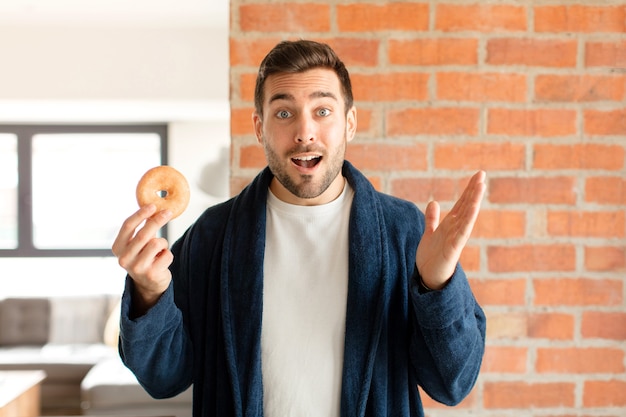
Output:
[317,108,332,117]
[276,110,291,119]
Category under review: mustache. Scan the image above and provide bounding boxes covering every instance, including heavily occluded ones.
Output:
[286,145,324,156]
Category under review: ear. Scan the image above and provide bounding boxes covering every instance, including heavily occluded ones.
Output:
[346,106,357,142]
[252,111,263,144]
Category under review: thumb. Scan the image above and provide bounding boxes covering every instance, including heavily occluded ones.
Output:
[424,200,440,234]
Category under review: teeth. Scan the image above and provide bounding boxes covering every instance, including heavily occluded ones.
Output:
[293,155,319,161]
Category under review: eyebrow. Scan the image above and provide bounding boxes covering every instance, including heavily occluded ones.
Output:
[268,91,339,104]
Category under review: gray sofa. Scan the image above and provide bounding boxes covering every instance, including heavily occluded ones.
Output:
[81,358,192,417]
[0,296,192,416]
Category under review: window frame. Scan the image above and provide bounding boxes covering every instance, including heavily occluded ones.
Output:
[0,124,168,257]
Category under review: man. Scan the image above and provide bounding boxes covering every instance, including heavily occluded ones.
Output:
[112,39,486,417]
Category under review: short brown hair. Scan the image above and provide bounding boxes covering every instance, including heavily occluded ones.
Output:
[254,40,354,117]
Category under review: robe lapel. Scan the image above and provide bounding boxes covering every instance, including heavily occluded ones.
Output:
[220,168,273,417]
[341,162,390,417]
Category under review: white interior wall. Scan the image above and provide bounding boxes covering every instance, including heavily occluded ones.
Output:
[0,25,228,100]
[0,23,230,297]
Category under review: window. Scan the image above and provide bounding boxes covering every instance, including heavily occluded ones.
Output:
[0,134,18,249]
[0,125,167,257]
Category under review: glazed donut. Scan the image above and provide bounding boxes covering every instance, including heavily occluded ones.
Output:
[136,165,190,220]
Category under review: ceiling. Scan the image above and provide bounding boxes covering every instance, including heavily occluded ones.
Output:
[0,0,229,27]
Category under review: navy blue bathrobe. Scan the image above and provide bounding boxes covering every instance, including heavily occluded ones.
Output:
[119,161,486,417]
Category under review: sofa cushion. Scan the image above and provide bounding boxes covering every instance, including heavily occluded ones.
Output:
[0,298,50,345]
[0,295,120,413]
[81,358,193,407]
[0,295,119,346]
[49,296,117,344]
[0,344,117,411]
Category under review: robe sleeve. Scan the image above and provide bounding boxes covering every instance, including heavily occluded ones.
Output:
[409,264,486,406]
[118,277,194,399]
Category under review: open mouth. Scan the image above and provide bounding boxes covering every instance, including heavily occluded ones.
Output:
[292,155,322,169]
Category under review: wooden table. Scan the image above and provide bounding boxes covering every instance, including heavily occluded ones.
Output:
[0,370,46,417]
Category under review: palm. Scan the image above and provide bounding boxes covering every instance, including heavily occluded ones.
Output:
[416,171,486,289]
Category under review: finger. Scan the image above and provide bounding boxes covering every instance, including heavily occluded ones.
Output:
[460,171,486,221]
[450,170,486,219]
[119,236,171,280]
[124,209,173,260]
[452,171,486,242]
[134,237,172,275]
[467,171,486,209]
[424,200,440,234]
[112,204,157,256]
[151,247,174,273]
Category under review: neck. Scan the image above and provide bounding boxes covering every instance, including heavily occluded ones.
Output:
[270,174,346,206]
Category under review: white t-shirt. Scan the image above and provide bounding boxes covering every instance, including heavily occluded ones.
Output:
[262,182,354,417]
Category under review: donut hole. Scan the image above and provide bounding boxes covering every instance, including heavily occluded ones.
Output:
[156,190,168,199]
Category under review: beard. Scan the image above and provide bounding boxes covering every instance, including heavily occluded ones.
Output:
[263,139,346,200]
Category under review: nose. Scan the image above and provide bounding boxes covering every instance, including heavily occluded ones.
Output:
[295,113,316,143]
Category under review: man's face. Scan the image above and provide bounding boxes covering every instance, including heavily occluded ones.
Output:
[253,68,357,206]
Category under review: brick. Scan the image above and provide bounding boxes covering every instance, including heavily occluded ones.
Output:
[391,177,466,204]
[534,143,625,170]
[585,109,626,136]
[469,278,526,306]
[485,311,576,340]
[388,38,478,66]
[367,175,382,192]
[231,107,255,136]
[239,73,257,103]
[536,347,625,373]
[239,3,330,32]
[326,38,380,67]
[419,386,476,409]
[548,211,626,238]
[472,210,526,239]
[239,144,266,169]
[386,108,479,136]
[488,108,577,137]
[337,3,429,32]
[535,74,626,102]
[582,312,626,340]
[537,415,586,417]
[345,143,427,171]
[230,176,254,196]
[487,38,577,67]
[485,311,527,339]
[434,142,525,170]
[534,278,623,306]
[231,37,380,68]
[484,381,575,408]
[535,5,626,33]
[230,37,281,66]
[437,72,527,102]
[586,176,626,205]
[488,244,576,272]
[351,72,429,102]
[459,245,480,272]
[489,176,577,205]
[586,41,626,67]
[528,313,574,340]
[585,246,626,272]
[482,345,527,373]
[584,380,626,407]
[354,108,373,135]
[436,4,526,32]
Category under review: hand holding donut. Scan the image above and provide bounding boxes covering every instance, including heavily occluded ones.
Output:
[112,166,190,316]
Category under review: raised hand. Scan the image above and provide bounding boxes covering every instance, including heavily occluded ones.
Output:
[112,204,174,315]
[416,171,486,290]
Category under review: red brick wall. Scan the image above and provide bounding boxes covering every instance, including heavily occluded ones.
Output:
[229,2,626,415]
